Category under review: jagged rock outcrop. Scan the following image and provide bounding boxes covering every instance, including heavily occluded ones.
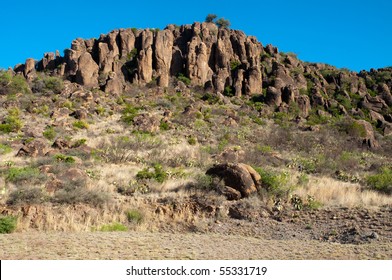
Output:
[10,22,392,149]
[15,22,264,96]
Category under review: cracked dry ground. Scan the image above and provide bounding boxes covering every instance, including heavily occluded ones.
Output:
[1,206,391,259]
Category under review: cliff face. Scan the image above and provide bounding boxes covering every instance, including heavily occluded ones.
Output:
[16,22,263,96]
[12,22,392,141]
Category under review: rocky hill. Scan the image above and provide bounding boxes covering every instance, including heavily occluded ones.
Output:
[0,22,391,255]
[10,22,392,147]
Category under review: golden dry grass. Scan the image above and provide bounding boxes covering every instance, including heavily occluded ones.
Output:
[294,176,392,208]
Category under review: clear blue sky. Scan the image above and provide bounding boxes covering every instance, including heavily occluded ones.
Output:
[1,0,391,72]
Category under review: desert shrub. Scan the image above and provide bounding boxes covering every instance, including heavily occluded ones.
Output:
[121,104,140,125]
[0,143,12,154]
[254,167,290,197]
[159,120,170,131]
[136,164,167,183]
[72,138,87,148]
[72,120,89,129]
[192,174,214,190]
[126,209,144,224]
[99,223,128,232]
[177,73,191,85]
[201,92,220,104]
[0,215,17,234]
[230,60,241,71]
[337,118,366,138]
[54,154,75,163]
[205,14,217,23]
[5,167,44,185]
[223,85,234,97]
[32,76,64,94]
[215,18,231,29]
[0,71,30,95]
[0,108,23,133]
[187,136,197,145]
[7,186,47,205]
[366,167,392,194]
[52,184,110,206]
[43,126,56,140]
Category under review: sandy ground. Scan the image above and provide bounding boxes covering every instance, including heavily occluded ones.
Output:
[1,231,391,260]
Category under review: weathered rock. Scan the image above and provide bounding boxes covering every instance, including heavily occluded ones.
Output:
[75,52,99,87]
[133,113,161,133]
[206,163,261,199]
[155,30,174,87]
[355,120,380,149]
[52,138,70,150]
[295,95,311,118]
[24,58,36,80]
[17,138,51,157]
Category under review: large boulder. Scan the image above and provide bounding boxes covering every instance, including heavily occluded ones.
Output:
[206,163,261,199]
[75,52,99,87]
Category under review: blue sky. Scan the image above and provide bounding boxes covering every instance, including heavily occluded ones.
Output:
[1,0,391,72]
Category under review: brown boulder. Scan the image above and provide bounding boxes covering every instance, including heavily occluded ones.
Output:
[133,113,161,133]
[75,52,99,87]
[155,30,174,87]
[355,120,380,149]
[206,163,261,199]
[17,138,51,157]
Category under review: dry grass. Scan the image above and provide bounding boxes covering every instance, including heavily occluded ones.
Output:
[294,176,392,208]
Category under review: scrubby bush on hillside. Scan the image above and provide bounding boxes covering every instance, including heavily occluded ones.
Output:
[0,71,30,95]
[0,108,23,133]
[366,167,392,194]
[0,215,17,234]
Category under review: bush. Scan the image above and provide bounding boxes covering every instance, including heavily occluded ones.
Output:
[187,136,197,145]
[254,167,290,197]
[159,120,170,131]
[0,143,12,154]
[99,223,128,232]
[43,126,56,140]
[0,71,30,95]
[121,104,140,125]
[7,186,47,205]
[0,108,23,133]
[177,73,191,85]
[366,167,392,194]
[6,167,43,184]
[126,210,144,224]
[73,120,89,129]
[215,18,231,29]
[54,154,76,163]
[52,184,110,206]
[32,76,64,94]
[0,216,17,234]
[205,14,217,23]
[136,164,168,183]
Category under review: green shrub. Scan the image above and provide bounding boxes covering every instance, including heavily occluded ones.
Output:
[177,73,191,85]
[136,164,167,183]
[223,85,234,97]
[121,104,140,125]
[99,222,128,232]
[6,167,43,184]
[73,120,89,129]
[215,18,231,29]
[366,167,392,194]
[126,210,144,224]
[0,143,12,154]
[52,184,110,206]
[0,108,23,133]
[54,154,75,163]
[72,138,87,148]
[230,60,241,71]
[159,120,170,131]
[205,14,217,23]
[187,136,197,145]
[43,126,56,140]
[254,167,290,197]
[0,71,30,95]
[0,215,17,234]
